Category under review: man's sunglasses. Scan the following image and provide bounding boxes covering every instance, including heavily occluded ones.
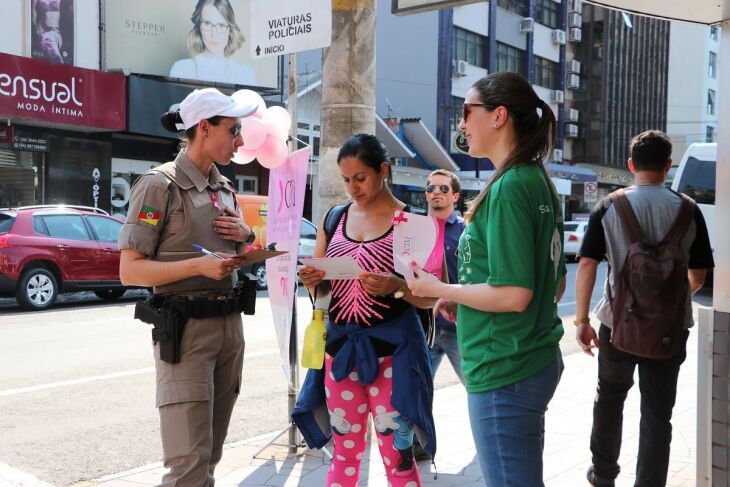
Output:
[426,184,451,194]
[462,103,495,122]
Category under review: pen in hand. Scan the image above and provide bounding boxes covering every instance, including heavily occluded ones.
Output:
[192,244,225,260]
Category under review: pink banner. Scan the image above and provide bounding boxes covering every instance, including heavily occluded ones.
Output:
[266,148,310,378]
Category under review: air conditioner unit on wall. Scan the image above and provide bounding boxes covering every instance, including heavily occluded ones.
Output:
[520,18,535,33]
[552,29,567,45]
[567,73,580,89]
[550,90,565,103]
[452,59,468,77]
[568,108,579,122]
[569,28,582,42]
[552,148,563,162]
[569,0,583,14]
[568,59,581,73]
[566,123,579,137]
[569,12,582,28]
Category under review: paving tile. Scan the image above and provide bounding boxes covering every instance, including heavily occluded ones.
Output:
[90,332,702,486]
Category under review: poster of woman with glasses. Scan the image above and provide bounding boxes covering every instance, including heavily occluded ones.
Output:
[169,0,257,85]
[103,0,276,88]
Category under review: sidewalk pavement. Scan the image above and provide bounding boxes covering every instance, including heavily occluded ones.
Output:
[90,332,699,487]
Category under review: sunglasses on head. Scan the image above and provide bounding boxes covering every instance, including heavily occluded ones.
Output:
[462,102,495,122]
[426,184,451,194]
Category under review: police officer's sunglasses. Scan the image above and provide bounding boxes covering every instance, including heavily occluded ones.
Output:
[426,184,451,194]
[228,123,242,138]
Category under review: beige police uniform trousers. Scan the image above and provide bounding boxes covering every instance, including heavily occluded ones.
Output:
[154,312,244,487]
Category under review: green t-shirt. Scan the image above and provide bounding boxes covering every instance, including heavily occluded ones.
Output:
[457,164,565,393]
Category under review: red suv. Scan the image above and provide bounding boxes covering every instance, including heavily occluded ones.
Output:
[0,205,131,311]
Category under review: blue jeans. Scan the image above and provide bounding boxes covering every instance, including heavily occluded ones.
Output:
[429,325,466,385]
[468,349,564,487]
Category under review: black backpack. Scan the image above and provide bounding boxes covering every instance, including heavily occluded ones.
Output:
[607,189,695,359]
[323,203,436,347]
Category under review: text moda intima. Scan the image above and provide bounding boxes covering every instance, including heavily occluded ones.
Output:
[16,102,83,117]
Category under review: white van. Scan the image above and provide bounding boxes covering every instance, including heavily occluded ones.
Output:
[671,142,716,253]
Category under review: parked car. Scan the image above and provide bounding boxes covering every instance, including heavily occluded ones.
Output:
[563,220,588,261]
[0,205,132,310]
[236,194,318,290]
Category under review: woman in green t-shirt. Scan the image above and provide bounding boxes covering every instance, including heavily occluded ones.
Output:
[407,72,567,486]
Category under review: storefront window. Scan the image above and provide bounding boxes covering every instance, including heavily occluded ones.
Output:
[111,158,160,219]
[0,149,43,207]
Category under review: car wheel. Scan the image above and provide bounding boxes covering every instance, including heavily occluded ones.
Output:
[15,268,58,311]
[253,262,267,291]
[94,289,127,301]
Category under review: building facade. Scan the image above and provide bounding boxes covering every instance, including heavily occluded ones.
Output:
[666,22,721,164]
[297,0,593,221]
[571,4,670,205]
[0,0,281,218]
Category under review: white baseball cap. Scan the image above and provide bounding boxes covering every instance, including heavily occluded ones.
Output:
[175,88,258,131]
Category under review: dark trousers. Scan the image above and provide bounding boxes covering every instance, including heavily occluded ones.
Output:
[590,324,689,487]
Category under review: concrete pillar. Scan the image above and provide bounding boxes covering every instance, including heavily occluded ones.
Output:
[318,0,377,215]
[711,17,730,486]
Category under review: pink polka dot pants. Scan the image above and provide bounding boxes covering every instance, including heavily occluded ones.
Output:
[324,354,421,487]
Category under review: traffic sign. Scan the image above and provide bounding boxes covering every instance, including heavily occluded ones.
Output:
[584,181,598,203]
[249,0,332,59]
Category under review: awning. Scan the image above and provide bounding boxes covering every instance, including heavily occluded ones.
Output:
[376,115,415,159]
[545,163,597,183]
[584,0,728,24]
[576,163,632,186]
[456,170,572,196]
[400,118,459,171]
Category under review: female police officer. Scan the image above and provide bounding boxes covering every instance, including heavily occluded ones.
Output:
[119,88,257,486]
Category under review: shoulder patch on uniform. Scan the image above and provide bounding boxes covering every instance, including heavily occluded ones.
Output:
[137,205,161,226]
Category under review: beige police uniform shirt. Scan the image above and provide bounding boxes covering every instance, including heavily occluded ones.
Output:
[118,151,243,295]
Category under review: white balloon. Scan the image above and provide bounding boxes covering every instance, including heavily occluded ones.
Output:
[232,89,266,118]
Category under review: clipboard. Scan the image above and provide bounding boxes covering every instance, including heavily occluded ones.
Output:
[234,249,287,266]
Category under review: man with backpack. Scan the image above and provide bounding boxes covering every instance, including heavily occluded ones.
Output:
[574,130,714,487]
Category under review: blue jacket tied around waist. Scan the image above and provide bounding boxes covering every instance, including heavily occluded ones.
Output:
[291,307,437,457]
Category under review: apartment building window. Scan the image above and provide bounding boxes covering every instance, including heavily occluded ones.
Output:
[708,89,716,115]
[452,27,486,68]
[235,176,258,194]
[709,51,717,78]
[497,42,527,76]
[451,96,465,131]
[535,0,559,29]
[533,56,558,89]
[710,26,719,40]
[498,0,529,16]
[297,121,321,162]
[707,126,715,143]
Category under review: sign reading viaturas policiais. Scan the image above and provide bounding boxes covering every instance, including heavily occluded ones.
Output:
[0,52,126,130]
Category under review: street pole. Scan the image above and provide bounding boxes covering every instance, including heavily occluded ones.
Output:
[287,52,299,455]
[318,0,377,214]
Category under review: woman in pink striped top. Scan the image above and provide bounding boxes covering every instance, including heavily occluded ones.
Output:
[299,134,439,487]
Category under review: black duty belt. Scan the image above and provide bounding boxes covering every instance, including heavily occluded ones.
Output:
[156,276,257,319]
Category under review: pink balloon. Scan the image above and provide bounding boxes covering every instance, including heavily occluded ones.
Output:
[256,135,289,169]
[261,106,291,140]
[231,89,266,118]
[233,147,257,165]
[241,117,267,151]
